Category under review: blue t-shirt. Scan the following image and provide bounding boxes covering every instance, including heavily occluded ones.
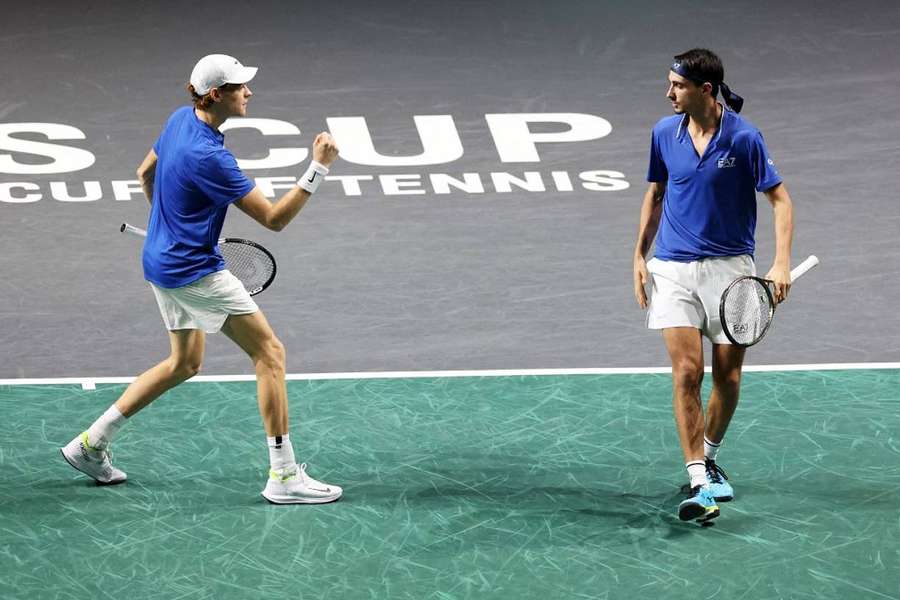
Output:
[646,108,782,261]
[143,106,256,288]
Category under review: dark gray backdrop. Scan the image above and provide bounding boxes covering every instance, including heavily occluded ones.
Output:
[2,0,898,378]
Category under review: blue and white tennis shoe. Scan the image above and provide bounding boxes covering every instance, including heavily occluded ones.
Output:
[678,485,720,522]
[705,458,734,502]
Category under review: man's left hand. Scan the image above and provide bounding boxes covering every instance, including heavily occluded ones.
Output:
[764,264,791,304]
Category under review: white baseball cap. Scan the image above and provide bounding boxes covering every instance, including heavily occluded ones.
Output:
[189,54,258,95]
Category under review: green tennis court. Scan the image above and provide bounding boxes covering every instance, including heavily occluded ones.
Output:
[1,368,897,599]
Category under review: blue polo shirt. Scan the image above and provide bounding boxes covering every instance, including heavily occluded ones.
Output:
[143,106,256,288]
[647,108,782,261]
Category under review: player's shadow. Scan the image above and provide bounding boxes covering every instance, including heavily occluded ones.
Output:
[14,469,266,517]
[340,452,708,539]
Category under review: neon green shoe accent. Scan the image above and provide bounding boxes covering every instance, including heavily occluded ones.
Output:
[80,431,102,452]
[269,467,298,482]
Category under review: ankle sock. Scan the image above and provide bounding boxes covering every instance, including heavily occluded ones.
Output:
[267,434,296,473]
[86,405,127,449]
[704,436,721,462]
[686,461,708,489]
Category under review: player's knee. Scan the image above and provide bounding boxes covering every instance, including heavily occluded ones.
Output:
[672,360,703,390]
[170,356,202,380]
[713,368,741,389]
[256,336,285,371]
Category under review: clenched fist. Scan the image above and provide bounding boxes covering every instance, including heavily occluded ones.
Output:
[312,132,339,168]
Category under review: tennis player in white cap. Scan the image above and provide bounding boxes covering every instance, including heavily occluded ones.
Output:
[61,53,343,505]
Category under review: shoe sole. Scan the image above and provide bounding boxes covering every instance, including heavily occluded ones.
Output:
[696,507,720,523]
[261,491,342,505]
[59,448,126,486]
[678,502,720,522]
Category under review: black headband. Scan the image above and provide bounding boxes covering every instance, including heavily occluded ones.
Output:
[671,61,744,113]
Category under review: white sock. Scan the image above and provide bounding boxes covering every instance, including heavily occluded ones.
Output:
[704,436,721,462]
[267,434,296,473]
[86,405,127,449]
[686,461,709,489]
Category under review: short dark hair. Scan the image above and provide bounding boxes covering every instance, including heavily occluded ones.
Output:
[186,82,243,110]
[673,48,724,97]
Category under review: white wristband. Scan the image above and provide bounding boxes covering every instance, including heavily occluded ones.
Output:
[298,161,329,193]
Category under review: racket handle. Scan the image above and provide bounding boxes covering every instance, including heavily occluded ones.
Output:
[790,255,819,283]
[121,222,147,237]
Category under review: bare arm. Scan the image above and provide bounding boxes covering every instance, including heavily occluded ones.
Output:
[633,182,666,309]
[235,132,339,232]
[763,182,794,303]
[236,185,312,232]
[136,149,158,205]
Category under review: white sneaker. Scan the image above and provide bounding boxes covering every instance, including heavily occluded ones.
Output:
[261,463,342,504]
[60,432,127,485]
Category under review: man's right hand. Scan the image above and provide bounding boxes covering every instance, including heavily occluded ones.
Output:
[634,255,649,309]
[312,132,340,167]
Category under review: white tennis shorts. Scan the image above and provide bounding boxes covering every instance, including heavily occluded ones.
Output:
[150,270,258,333]
[647,254,755,344]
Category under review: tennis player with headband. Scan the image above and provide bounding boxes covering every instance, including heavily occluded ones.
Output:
[61,54,343,504]
[632,48,795,522]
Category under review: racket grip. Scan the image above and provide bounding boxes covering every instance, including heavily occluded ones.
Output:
[790,255,819,283]
[121,223,147,237]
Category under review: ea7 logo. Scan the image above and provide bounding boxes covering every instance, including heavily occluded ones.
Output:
[717,157,736,168]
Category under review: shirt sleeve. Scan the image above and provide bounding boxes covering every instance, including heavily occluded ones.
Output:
[152,107,180,155]
[749,131,782,192]
[646,129,668,183]
[152,125,165,154]
[194,148,256,207]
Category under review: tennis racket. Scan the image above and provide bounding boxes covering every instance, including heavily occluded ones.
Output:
[719,255,819,347]
[120,223,277,296]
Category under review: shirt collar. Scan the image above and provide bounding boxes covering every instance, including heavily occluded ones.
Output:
[675,114,689,140]
[675,103,729,144]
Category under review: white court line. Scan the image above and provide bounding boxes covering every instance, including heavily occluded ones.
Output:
[0,362,897,390]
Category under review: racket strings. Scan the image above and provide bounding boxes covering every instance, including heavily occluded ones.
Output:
[722,279,773,345]
[219,242,275,294]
